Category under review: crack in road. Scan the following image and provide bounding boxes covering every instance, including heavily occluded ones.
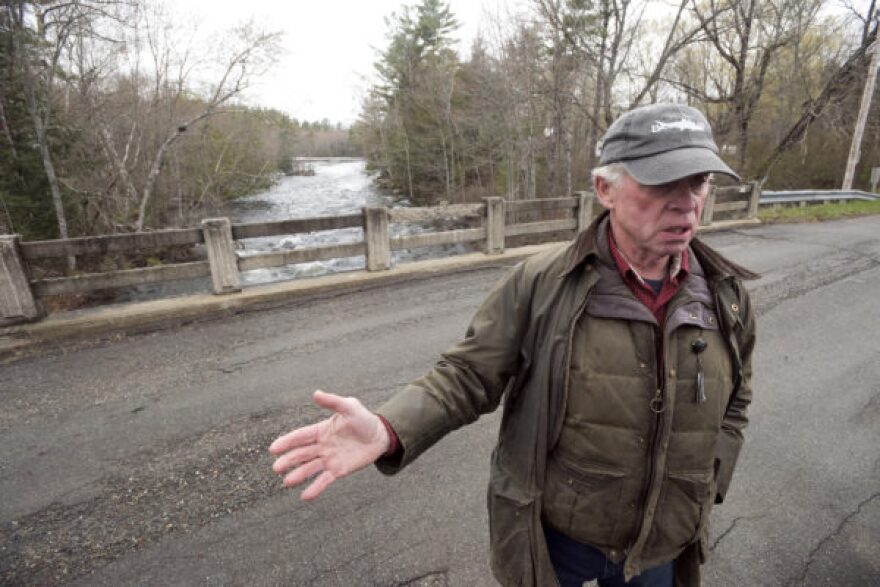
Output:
[729,229,880,260]
[859,388,880,415]
[709,515,755,551]
[212,311,454,375]
[783,492,880,587]
[393,569,449,586]
[750,253,880,317]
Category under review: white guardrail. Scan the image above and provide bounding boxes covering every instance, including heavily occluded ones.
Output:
[761,190,878,205]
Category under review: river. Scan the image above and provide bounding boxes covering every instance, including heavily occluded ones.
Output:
[225,159,397,284]
[113,159,470,302]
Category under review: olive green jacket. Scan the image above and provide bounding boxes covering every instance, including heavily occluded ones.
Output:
[376,213,756,586]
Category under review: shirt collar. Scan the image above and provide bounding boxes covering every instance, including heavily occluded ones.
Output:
[607,225,689,287]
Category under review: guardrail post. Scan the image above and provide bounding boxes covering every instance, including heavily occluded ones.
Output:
[364,207,391,271]
[747,181,761,219]
[700,186,717,226]
[484,197,505,254]
[575,191,595,232]
[202,218,241,294]
[0,235,41,324]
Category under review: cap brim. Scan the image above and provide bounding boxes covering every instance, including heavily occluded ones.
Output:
[621,147,740,186]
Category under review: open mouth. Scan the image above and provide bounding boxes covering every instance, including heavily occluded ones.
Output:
[663,226,691,235]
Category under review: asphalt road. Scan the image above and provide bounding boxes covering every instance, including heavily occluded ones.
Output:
[1,216,879,586]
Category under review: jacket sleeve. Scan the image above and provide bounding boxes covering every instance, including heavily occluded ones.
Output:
[374,261,532,474]
[714,280,755,503]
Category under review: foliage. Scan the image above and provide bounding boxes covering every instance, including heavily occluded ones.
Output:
[354,0,462,203]
[0,1,314,241]
[354,0,880,207]
[759,198,880,222]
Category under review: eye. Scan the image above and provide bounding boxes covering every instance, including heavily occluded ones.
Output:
[691,173,710,187]
[689,173,710,191]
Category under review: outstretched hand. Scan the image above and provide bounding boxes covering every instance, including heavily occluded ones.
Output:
[269,390,391,500]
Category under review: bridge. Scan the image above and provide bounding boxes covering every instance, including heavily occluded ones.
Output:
[0,201,879,584]
[1,185,765,329]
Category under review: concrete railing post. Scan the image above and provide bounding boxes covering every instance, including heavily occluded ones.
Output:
[364,207,391,271]
[700,186,717,226]
[0,235,41,323]
[484,197,505,255]
[202,218,241,294]
[575,191,595,232]
[747,181,761,219]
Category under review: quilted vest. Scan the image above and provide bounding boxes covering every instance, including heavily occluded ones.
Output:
[541,249,735,571]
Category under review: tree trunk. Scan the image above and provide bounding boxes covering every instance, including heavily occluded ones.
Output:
[136,110,214,231]
[98,124,140,219]
[755,28,878,182]
[28,90,75,270]
[402,124,414,201]
[0,97,18,160]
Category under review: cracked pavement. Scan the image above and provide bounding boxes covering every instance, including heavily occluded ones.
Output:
[2,216,880,585]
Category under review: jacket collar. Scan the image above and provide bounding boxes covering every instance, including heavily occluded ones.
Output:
[561,208,757,281]
[561,210,608,277]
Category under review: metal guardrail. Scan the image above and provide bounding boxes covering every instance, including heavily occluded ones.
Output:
[761,190,878,205]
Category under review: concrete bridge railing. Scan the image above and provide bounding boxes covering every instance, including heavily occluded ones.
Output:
[0,183,762,325]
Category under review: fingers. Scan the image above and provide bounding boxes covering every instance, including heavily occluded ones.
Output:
[269,390,364,501]
[301,471,337,501]
[268,421,320,455]
[313,390,358,416]
[269,390,355,455]
[271,444,320,475]
[283,458,324,488]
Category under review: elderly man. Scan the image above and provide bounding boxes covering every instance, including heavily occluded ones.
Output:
[269,103,757,587]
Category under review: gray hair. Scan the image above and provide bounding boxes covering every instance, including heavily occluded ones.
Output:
[591,162,628,188]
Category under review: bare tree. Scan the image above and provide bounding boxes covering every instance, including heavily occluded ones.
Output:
[135,30,279,228]
[6,1,125,266]
[535,0,705,171]
[674,0,823,172]
[754,6,878,182]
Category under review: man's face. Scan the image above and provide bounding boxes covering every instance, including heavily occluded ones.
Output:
[595,171,710,262]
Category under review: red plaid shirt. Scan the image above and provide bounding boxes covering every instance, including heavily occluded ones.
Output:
[608,227,689,387]
[607,228,689,326]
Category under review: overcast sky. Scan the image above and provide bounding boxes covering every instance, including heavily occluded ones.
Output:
[172,0,872,126]
[173,0,524,125]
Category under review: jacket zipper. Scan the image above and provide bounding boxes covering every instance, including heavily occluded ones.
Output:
[630,325,665,550]
[628,293,715,564]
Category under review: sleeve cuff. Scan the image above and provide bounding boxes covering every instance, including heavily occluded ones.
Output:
[376,413,400,457]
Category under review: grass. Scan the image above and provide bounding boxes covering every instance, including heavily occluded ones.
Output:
[758,198,880,223]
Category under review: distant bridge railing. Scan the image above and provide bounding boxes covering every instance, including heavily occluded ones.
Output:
[0,182,766,325]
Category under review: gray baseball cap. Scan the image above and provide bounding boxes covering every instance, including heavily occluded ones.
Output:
[598,103,739,185]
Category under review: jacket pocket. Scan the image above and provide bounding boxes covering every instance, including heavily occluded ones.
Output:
[487,476,535,586]
[646,470,713,556]
[543,456,627,547]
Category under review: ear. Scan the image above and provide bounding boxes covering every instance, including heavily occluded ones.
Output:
[593,174,615,210]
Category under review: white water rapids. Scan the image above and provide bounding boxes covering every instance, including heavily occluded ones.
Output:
[114,160,473,302]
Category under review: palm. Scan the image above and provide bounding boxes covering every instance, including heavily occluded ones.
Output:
[269,391,390,500]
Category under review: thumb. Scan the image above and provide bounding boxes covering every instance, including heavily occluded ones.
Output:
[313,390,356,415]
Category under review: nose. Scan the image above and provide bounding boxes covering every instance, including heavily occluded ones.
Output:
[668,178,700,212]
